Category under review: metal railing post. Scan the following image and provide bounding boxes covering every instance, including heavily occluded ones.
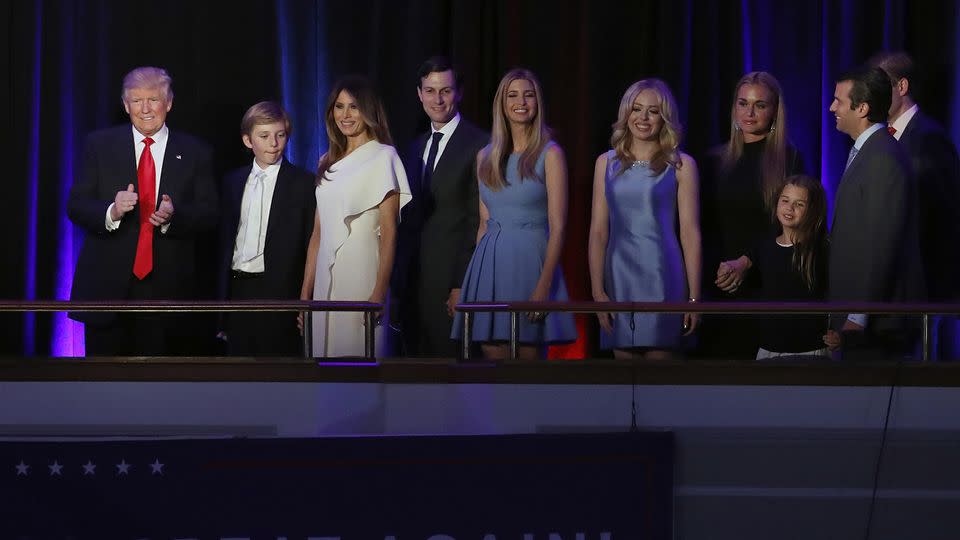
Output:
[364,311,376,359]
[922,313,930,363]
[462,311,472,361]
[302,310,313,358]
[510,312,519,360]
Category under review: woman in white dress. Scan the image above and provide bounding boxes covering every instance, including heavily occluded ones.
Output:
[300,76,411,357]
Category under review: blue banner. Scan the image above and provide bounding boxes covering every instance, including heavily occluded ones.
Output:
[2,432,672,538]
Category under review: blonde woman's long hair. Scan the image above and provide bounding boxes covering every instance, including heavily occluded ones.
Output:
[720,71,788,212]
[317,75,393,183]
[609,78,684,177]
[478,68,553,191]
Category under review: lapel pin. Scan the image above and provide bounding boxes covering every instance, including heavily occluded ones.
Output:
[176,154,182,160]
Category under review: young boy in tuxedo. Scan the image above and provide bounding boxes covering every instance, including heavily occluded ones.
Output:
[218,102,317,356]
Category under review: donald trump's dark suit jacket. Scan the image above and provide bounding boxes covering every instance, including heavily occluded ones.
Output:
[68,125,217,326]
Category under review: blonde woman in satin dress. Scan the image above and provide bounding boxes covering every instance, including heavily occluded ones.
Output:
[300,76,411,357]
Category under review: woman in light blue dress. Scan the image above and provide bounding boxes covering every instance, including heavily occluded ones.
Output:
[588,79,702,359]
[452,68,577,360]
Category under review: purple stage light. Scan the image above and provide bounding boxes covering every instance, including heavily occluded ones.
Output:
[24,0,44,356]
[52,5,82,357]
[740,0,753,74]
[277,0,329,172]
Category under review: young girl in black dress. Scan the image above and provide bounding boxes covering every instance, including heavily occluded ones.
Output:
[721,174,829,359]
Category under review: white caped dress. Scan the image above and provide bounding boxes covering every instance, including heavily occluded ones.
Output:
[312,140,411,357]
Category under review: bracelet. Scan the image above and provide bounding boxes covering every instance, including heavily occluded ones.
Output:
[688,297,698,303]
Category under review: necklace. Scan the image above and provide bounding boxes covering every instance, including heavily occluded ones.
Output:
[630,159,650,169]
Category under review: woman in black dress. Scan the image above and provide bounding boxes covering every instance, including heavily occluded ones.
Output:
[698,71,804,359]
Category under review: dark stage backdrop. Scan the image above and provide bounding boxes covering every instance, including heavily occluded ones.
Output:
[3,0,959,356]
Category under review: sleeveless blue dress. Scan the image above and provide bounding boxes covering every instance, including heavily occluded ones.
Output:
[452,144,578,344]
[601,152,686,349]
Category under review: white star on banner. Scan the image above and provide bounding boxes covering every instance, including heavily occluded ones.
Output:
[15,461,29,476]
[82,461,96,475]
[48,461,63,476]
[149,459,164,475]
[116,460,131,475]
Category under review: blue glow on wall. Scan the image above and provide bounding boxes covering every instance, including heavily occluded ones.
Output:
[52,1,82,357]
[24,0,44,355]
[820,0,859,228]
[740,0,753,74]
[277,0,329,173]
[277,0,299,166]
[754,1,776,71]
[819,1,834,225]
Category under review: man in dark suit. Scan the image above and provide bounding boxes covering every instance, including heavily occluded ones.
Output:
[217,101,316,356]
[870,51,960,359]
[68,66,218,356]
[825,65,925,360]
[394,56,489,357]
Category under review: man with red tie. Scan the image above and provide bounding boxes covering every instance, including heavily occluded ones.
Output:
[870,51,960,359]
[68,66,217,356]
